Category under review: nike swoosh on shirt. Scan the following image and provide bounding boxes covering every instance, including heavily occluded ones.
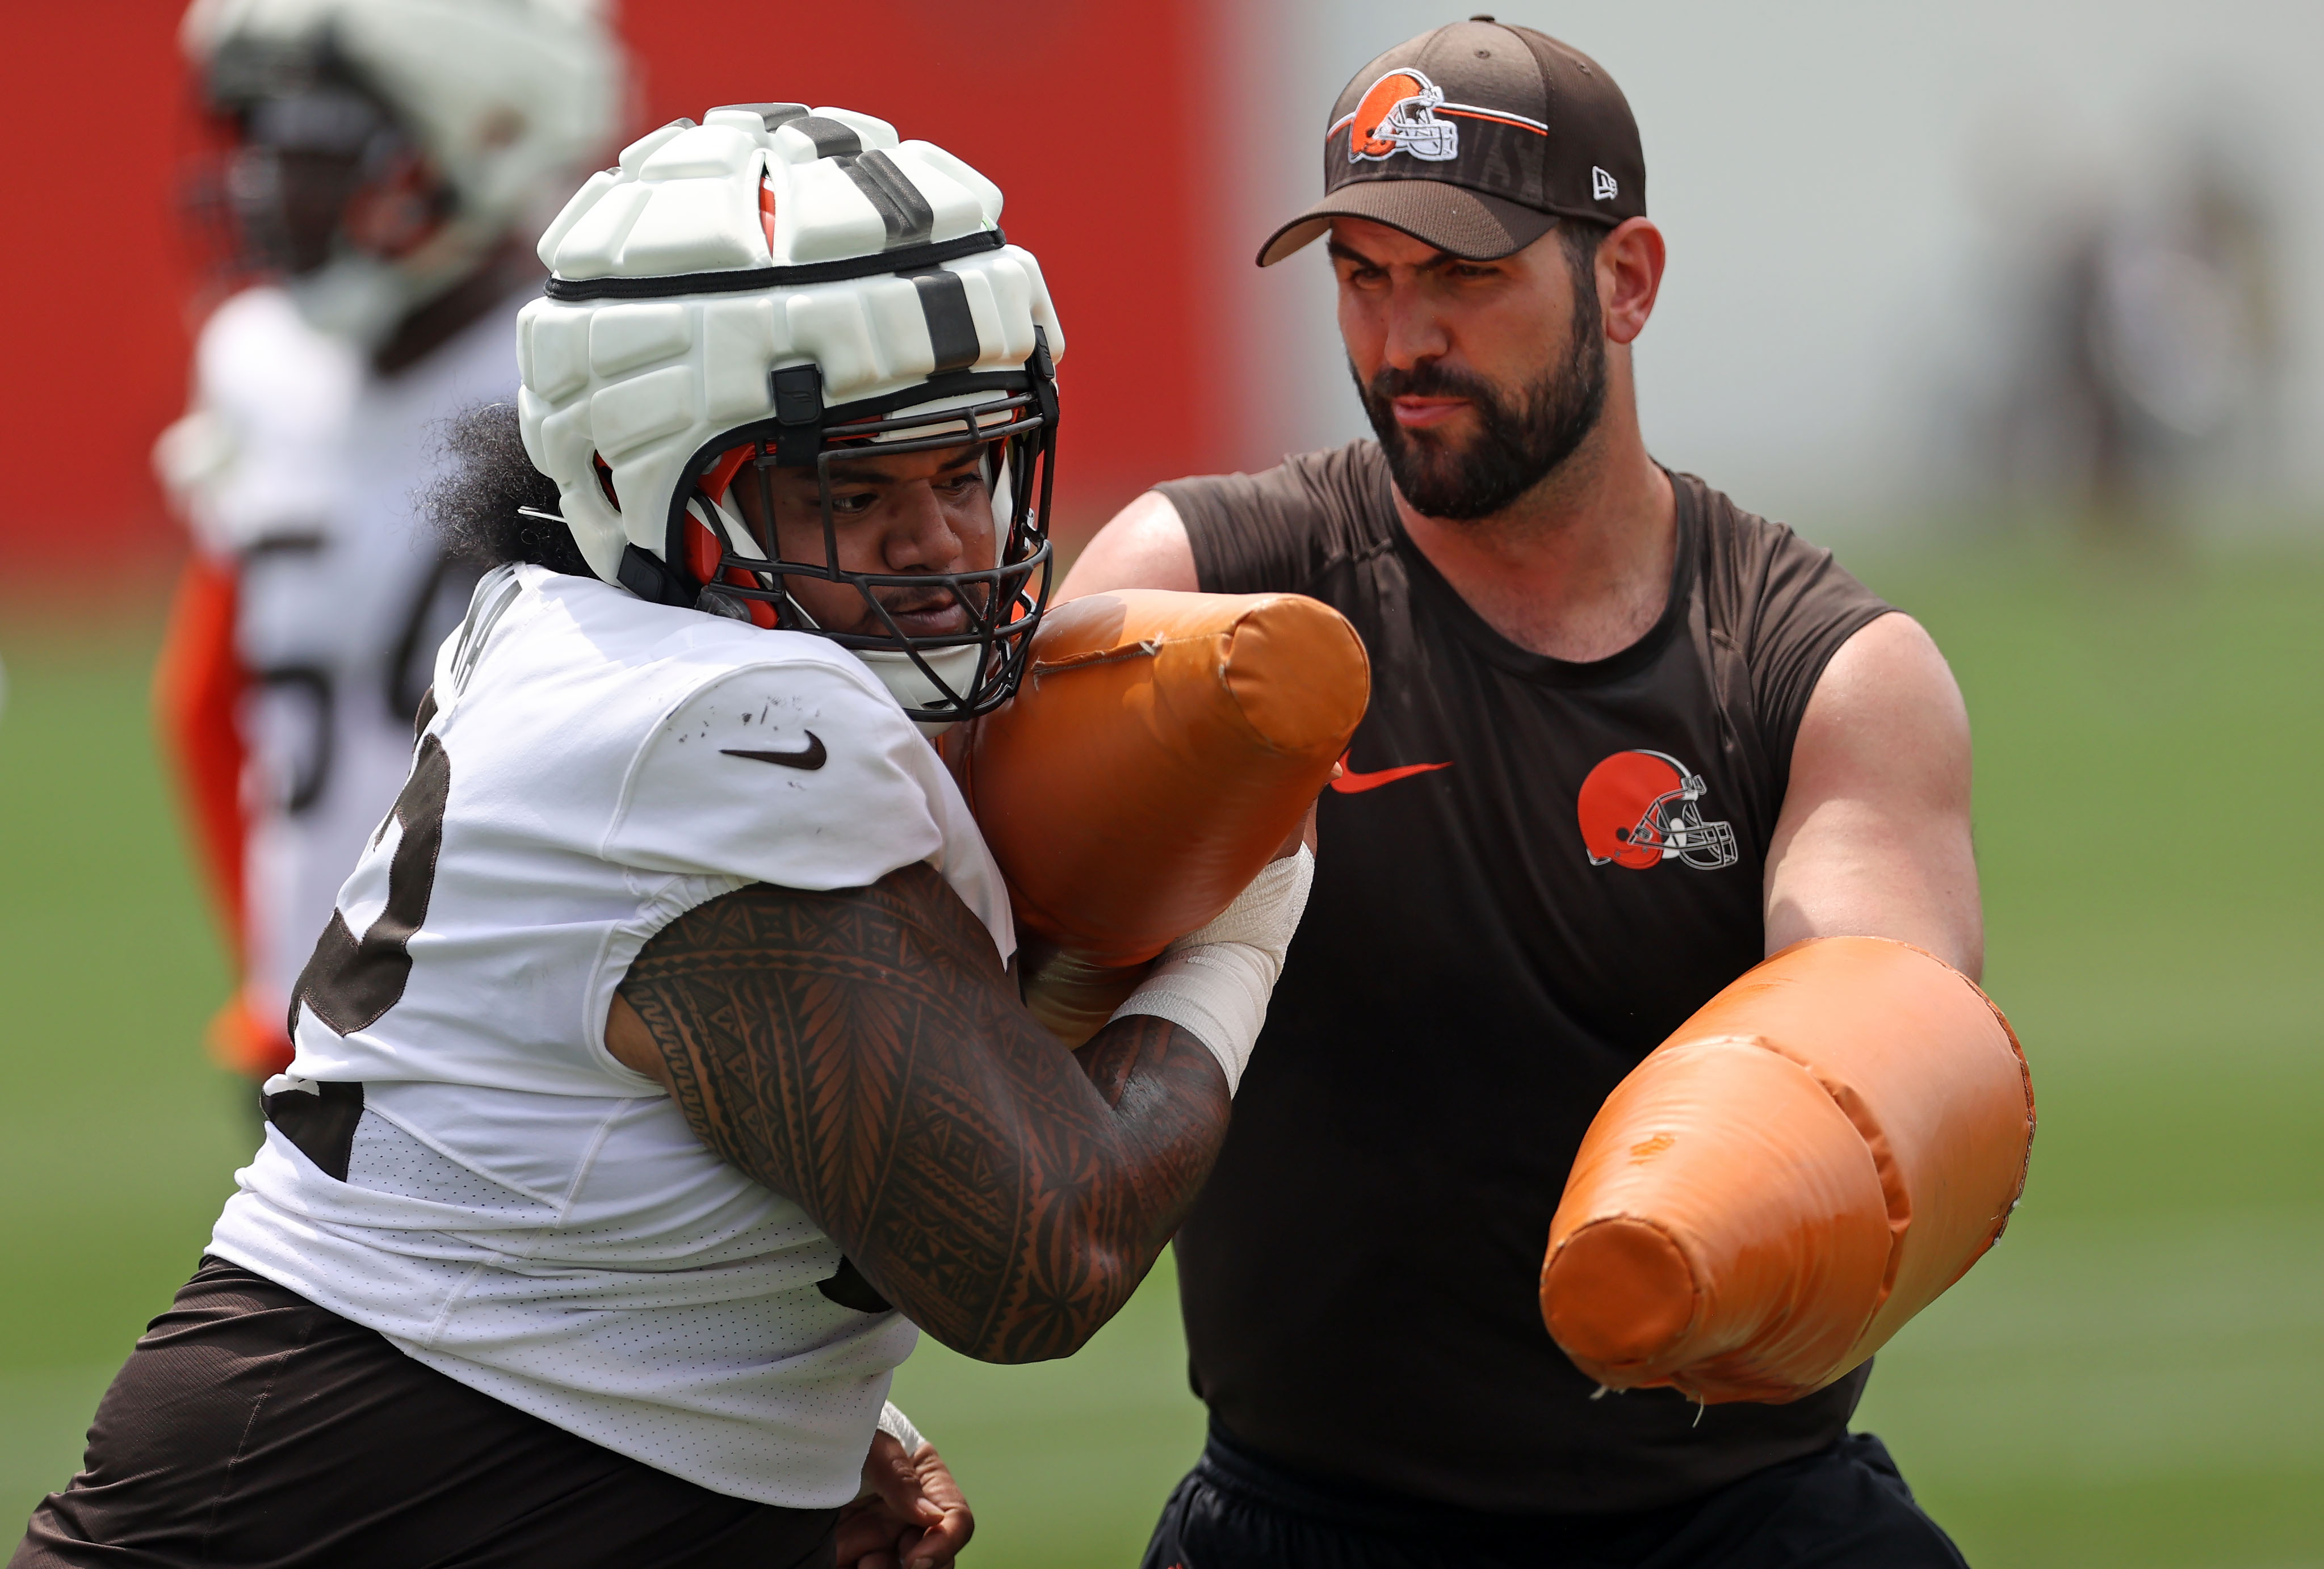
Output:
[1329,752,1453,794]
[720,732,828,771]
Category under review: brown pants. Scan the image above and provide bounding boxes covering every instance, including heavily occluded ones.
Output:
[13,1258,837,1569]
[1140,1421,1967,1569]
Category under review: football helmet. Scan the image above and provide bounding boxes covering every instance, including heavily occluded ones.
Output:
[517,106,1064,728]
[1576,749,1739,871]
[1348,70,1460,163]
[181,0,624,345]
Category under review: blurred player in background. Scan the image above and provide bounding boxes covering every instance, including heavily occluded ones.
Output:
[2004,135,2283,538]
[152,0,624,1081]
[1071,19,1981,1568]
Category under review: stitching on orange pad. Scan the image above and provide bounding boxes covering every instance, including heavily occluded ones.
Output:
[1029,638,1167,676]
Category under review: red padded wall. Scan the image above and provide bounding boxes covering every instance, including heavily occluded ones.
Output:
[0,2,1220,581]
[0,6,192,582]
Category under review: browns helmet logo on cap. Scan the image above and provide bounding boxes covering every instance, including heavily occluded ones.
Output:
[1576,750,1738,871]
[1347,69,1459,163]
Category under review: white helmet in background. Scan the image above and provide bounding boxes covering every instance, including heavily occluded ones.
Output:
[517,105,1065,724]
[182,0,624,345]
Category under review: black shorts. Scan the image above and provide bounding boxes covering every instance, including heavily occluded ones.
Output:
[12,1258,838,1569]
[1140,1422,1968,1569]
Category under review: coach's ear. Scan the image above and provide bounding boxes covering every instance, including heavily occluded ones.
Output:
[1595,217,1665,347]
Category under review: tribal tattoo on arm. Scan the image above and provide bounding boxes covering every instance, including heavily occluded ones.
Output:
[614,863,1229,1363]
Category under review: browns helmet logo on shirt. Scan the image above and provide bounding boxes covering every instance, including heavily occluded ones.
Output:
[1577,750,1738,871]
[1346,69,1459,162]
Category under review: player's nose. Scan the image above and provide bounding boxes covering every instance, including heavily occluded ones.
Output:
[880,480,966,573]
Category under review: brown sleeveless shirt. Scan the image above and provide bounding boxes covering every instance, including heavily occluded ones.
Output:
[1156,442,1894,1514]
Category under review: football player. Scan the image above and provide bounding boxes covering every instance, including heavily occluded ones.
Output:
[152,0,624,1082]
[20,108,1309,1568]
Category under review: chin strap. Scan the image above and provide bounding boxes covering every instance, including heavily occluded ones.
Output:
[855,645,980,736]
[616,543,693,606]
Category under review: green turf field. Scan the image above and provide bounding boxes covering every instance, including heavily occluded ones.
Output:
[2,536,2319,1566]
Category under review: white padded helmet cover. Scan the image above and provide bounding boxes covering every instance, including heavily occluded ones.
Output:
[515,108,1065,585]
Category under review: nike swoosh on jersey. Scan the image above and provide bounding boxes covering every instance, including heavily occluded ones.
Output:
[1329,753,1453,794]
[720,733,828,771]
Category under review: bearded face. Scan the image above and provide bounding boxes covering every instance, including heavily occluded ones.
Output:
[1353,234,1608,522]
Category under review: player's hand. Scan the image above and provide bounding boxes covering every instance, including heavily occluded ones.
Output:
[1272,794,1323,861]
[837,1429,973,1569]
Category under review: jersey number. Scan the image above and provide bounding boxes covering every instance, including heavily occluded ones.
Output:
[291,735,450,1037]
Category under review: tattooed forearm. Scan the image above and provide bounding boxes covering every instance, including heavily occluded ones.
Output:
[615,865,1230,1362]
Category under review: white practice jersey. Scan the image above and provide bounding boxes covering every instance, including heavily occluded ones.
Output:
[210,564,1014,1506]
[159,285,527,1029]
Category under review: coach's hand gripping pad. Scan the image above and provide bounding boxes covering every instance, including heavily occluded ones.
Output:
[1538,937,2034,1404]
[947,590,1369,1043]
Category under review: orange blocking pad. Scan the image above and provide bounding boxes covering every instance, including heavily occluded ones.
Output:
[949,590,1368,1040]
[1539,937,2034,1404]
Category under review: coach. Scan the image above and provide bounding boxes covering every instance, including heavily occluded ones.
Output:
[1065,19,1979,1568]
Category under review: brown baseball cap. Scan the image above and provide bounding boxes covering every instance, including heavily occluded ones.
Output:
[1258,16,1646,267]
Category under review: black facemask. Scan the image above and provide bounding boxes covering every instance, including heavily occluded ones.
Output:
[1353,261,1607,522]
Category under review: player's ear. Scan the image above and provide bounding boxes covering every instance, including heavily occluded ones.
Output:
[1599,217,1664,346]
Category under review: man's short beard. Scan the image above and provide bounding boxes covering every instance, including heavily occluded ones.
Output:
[1354,242,1608,522]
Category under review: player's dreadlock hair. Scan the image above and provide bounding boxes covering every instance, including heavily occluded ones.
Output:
[425,401,593,575]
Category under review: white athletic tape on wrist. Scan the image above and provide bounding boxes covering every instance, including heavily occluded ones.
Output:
[878,1400,926,1457]
[1109,845,1314,1094]
[855,1399,929,1499]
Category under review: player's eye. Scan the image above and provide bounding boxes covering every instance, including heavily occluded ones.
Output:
[828,489,877,516]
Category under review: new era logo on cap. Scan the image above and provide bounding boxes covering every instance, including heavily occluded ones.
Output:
[1256,17,1647,268]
